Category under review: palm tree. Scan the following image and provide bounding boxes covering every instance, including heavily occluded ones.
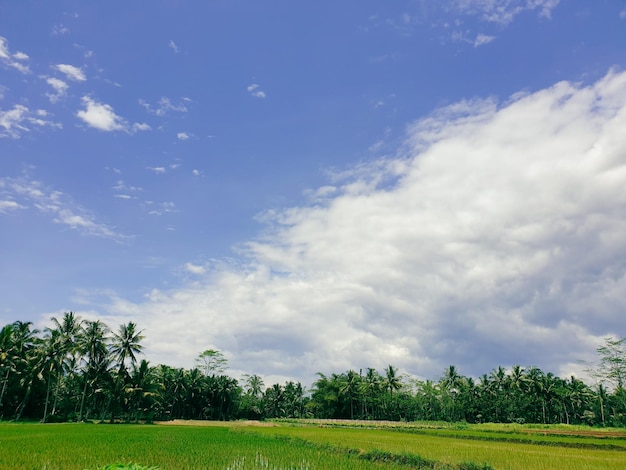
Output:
[360,368,381,419]
[47,312,83,417]
[339,370,360,419]
[384,365,401,399]
[0,323,16,417]
[111,322,144,378]
[77,320,110,421]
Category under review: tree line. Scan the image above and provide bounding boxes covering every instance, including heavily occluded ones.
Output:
[1,313,624,426]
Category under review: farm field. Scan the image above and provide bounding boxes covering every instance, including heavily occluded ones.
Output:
[0,420,624,469]
[247,420,626,469]
[0,421,400,470]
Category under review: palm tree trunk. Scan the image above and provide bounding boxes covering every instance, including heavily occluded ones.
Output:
[78,377,89,421]
[42,373,53,422]
[0,369,10,417]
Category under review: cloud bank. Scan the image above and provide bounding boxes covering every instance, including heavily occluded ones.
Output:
[86,69,626,384]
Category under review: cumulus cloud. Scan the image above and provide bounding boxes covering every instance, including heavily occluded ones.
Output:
[177,132,190,140]
[76,96,126,131]
[53,64,86,81]
[1,177,127,241]
[0,36,30,74]
[247,83,267,99]
[89,69,626,384]
[45,77,69,103]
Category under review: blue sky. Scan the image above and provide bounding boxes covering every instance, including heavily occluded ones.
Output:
[2,1,626,385]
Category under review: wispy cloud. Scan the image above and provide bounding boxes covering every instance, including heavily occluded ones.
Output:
[95,69,626,383]
[51,24,70,35]
[0,200,24,213]
[53,63,86,81]
[147,201,176,216]
[474,33,495,47]
[247,83,267,99]
[45,77,69,103]
[132,122,151,132]
[139,97,188,116]
[169,40,179,54]
[177,132,191,140]
[1,177,127,242]
[184,263,206,275]
[146,166,167,174]
[0,36,30,74]
[451,0,560,25]
[0,105,61,138]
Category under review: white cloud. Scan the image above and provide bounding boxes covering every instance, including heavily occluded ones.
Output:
[0,105,60,138]
[1,177,127,241]
[89,69,626,384]
[452,0,560,25]
[0,36,30,74]
[192,169,201,176]
[247,83,267,99]
[139,97,188,116]
[132,122,151,132]
[620,8,626,20]
[184,263,206,275]
[0,200,24,213]
[177,132,190,140]
[474,33,495,47]
[146,166,166,174]
[51,24,70,35]
[147,201,176,216]
[46,77,69,103]
[77,96,126,132]
[169,40,179,53]
[53,64,86,81]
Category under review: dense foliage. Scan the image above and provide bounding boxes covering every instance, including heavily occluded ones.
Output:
[1,313,624,426]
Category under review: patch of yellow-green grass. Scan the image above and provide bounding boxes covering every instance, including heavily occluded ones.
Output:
[248,423,626,470]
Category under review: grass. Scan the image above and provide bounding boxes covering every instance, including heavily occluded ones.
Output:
[0,420,624,469]
[248,421,626,470]
[0,422,401,469]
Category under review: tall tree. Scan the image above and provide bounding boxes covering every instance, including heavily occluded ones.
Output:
[111,322,144,378]
[195,349,227,376]
[596,337,626,390]
[77,320,110,421]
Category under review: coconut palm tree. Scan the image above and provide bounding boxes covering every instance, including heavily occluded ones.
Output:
[77,320,110,421]
[111,322,144,379]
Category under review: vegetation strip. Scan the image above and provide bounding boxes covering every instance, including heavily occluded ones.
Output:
[2,314,625,430]
[387,427,626,451]
[246,431,495,470]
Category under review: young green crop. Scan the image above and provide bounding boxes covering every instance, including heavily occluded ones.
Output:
[248,423,626,470]
[0,423,402,469]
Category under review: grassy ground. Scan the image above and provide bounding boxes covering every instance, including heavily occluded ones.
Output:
[0,420,623,469]
[0,422,400,470]
[248,420,626,470]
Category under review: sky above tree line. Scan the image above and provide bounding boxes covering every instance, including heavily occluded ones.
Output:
[1,1,626,386]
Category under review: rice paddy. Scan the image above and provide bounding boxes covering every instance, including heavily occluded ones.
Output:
[0,420,623,469]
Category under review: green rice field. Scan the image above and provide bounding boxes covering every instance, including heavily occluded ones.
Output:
[0,420,624,469]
